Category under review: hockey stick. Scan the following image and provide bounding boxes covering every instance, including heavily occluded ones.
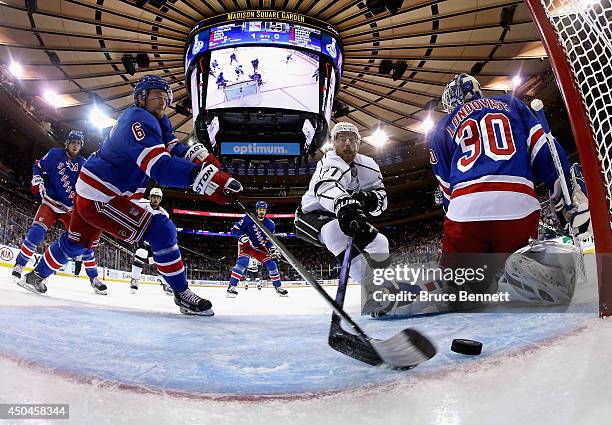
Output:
[236,199,436,368]
[328,239,382,366]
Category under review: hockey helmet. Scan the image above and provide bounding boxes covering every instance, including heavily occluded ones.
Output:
[66,129,84,146]
[150,187,163,198]
[255,200,268,210]
[442,74,482,113]
[133,75,173,107]
[330,122,361,145]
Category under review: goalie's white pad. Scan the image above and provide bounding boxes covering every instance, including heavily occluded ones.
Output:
[499,240,581,305]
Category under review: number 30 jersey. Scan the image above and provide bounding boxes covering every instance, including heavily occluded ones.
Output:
[428,94,570,222]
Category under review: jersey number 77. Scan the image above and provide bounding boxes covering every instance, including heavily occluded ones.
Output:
[455,112,516,172]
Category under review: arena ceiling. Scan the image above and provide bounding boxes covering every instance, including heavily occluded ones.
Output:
[0,0,551,156]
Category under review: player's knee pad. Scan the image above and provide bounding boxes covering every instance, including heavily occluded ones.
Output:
[144,214,177,252]
[57,231,87,259]
[25,223,47,247]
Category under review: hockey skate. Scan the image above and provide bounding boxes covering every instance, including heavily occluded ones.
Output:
[160,281,173,296]
[275,286,288,297]
[90,277,108,295]
[174,288,214,316]
[16,271,47,294]
[257,283,262,291]
[226,284,238,298]
[130,278,139,294]
[11,264,23,280]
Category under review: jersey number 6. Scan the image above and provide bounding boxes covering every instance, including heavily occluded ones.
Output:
[455,112,516,172]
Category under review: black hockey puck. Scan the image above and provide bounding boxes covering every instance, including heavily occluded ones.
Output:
[451,338,482,355]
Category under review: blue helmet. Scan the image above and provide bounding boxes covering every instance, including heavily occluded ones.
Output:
[66,129,84,146]
[256,201,268,210]
[441,73,482,113]
[133,75,173,107]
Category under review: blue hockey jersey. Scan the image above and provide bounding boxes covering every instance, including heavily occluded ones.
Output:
[428,94,570,222]
[33,147,85,212]
[231,215,276,248]
[76,107,196,202]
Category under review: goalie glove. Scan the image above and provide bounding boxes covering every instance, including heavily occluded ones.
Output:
[550,172,592,240]
[31,175,46,198]
[192,163,243,205]
[184,143,222,168]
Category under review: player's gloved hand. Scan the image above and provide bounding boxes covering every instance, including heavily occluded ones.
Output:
[192,163,243,205]
[352,191,379,213]
[31,175,46,198]
[238,234,251,247]
[184,143,222,168]
[269,246,282,260]
[334,195,378,248]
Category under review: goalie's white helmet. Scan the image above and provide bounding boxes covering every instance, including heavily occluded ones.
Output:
[442,73,482,113]
[330,122,361,145]
[150,187,163,198]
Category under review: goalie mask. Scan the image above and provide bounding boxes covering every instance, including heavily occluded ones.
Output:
[442,74,482,113]
[499,240,582,305]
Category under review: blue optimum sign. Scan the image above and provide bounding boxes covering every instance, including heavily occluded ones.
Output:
[221,142,301,156]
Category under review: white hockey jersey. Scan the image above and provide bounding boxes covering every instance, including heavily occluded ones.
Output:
[301,151,387,215]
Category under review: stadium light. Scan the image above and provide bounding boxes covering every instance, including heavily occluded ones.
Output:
[512,75,522,88]
[371,129,387,147]
[9,62,23,79]
[422,117,434,134]
[89,106,116,129]
[43,89,61,106]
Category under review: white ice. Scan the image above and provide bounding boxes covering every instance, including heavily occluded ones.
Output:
[0,255,611,425]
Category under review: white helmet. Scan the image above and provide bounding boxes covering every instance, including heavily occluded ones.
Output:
[150,187,163,198]
[441,73,482,113]
[330,122,361,145]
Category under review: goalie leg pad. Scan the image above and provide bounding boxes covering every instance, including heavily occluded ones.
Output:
[500,240,580,304]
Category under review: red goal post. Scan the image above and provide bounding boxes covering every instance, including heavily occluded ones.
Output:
[524,0,612,317]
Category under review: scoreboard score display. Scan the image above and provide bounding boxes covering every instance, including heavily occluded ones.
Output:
[208,21,321,51]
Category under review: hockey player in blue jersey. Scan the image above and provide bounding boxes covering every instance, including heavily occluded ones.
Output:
[12,130,106,295]
[251,58,259,72]
[216,72,227,89]
[427,73,591,301]
[18,75,243,316]
[226,201,287,297]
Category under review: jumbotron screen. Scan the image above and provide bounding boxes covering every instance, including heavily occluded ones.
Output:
[205,46,320,112]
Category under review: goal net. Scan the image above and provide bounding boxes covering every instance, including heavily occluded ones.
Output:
[525,0,612,317]
[223,79,261,107]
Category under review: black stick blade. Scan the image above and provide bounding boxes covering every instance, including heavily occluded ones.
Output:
[329,324,383,366]
[370,329,437,369]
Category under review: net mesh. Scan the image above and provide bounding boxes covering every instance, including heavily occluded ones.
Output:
[539,0,612,237]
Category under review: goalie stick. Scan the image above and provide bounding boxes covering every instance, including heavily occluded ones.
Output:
[236,200,436,369]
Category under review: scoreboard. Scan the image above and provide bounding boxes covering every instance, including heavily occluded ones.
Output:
[208,21,321,51]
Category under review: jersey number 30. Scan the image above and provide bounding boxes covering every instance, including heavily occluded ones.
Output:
[455,113,516,172]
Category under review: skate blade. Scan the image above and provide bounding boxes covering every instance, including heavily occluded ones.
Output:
[93,289,108,296]
[16,279,45,295]
[130,288,138,294]
[226,293,238,298]
[179,306,215,316]
[277,293,289,297]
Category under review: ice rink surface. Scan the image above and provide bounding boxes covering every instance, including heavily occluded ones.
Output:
[0,255,611,425]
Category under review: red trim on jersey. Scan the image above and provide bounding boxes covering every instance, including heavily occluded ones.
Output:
[451,182,537,199]
[79,172,117,197]
[138,146,167,174]
[528,127,545,153]
[231,272,243,280]
[84,260,97,268]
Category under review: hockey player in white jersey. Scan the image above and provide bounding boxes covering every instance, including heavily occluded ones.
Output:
[129,187,172,295]
[295,122,389,287]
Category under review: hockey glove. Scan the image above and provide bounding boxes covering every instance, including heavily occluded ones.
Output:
[334,195,378,248]
[353,191,380,214]
[269,246,282,260]
[192,163,243,205]
[31,175,46,198]
[550,176,592,240]
[184,143,222,168]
